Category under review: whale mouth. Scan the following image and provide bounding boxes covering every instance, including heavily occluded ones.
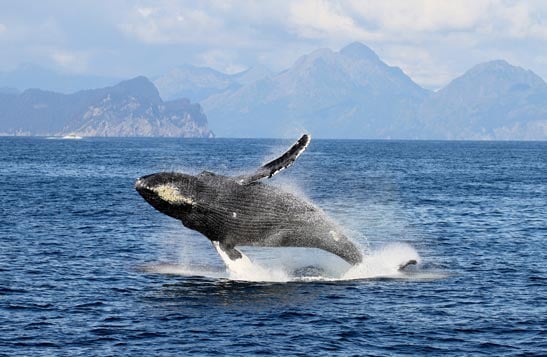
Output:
[135,178,158,203]
[135,178,157,199]
[135,177,147,190]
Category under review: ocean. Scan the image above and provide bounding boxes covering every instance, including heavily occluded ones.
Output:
[1,137,545,355]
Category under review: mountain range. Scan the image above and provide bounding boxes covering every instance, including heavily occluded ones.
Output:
[1,42,546,140]
[419,60,547,140]
[0,76,213,137]
[202,43,431,138]
[198,43,547,140]
[153,64,272,102]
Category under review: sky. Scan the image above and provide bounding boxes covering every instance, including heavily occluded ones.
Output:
[1,0,546,89]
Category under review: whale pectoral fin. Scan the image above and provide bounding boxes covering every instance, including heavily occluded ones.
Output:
[219,242,243,261]
[236,134,311,185]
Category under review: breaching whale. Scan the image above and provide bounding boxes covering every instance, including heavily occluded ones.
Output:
[135,134,363,265]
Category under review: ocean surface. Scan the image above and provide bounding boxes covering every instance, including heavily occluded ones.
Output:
[1,137,545,356]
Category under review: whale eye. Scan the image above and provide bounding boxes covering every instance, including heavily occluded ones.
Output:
[153,184,194,206]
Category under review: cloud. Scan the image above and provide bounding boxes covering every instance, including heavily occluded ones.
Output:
[379,45,453,89]
[116,1,296,73]
[489,1,547,40]
[50,49,89,72]
[2,1,547,87]
[136,7,156,18]
[347,0,490,34]
[51,50,77,66]
[341,0,547,44]
[120,3,234,46]
[287,0,378,42]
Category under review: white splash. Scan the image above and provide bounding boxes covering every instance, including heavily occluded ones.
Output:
[143,241,433,283]
[213,242,290,282]
[342,243,421,280]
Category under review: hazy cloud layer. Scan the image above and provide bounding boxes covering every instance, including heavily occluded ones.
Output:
[1,0,546,88]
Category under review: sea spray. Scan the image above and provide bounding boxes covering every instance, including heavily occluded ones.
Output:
[213,242,290,282]
[144,241,425,282]
[343,243,421,280]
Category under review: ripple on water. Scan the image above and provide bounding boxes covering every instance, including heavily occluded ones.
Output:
[0,138,545,355]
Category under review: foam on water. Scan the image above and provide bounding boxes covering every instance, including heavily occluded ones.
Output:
[342,243,421,280]
[144,241,433,283]
[213,242,291,282]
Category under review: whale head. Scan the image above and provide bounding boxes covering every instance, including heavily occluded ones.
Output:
[135,172,198,220]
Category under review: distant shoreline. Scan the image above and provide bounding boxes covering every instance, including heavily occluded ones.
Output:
[1,134,545,143]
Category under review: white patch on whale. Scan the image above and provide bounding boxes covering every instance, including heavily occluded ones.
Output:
[153,184,194,205]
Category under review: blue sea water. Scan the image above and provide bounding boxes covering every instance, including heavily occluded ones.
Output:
[0,137,545,356]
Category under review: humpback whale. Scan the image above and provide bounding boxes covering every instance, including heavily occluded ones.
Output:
[135,134,363,265]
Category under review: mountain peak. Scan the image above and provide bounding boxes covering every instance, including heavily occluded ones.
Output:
[468,59,514,73]
[0,76,213,137]
[112,76,161,102]
[116,75,154,88]
[457,59,546,89]
[340,42,380,61]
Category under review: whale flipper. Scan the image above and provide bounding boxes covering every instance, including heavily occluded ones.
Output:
[237,134,310,185]
[218,242,243,260]
[212,241,246,264]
